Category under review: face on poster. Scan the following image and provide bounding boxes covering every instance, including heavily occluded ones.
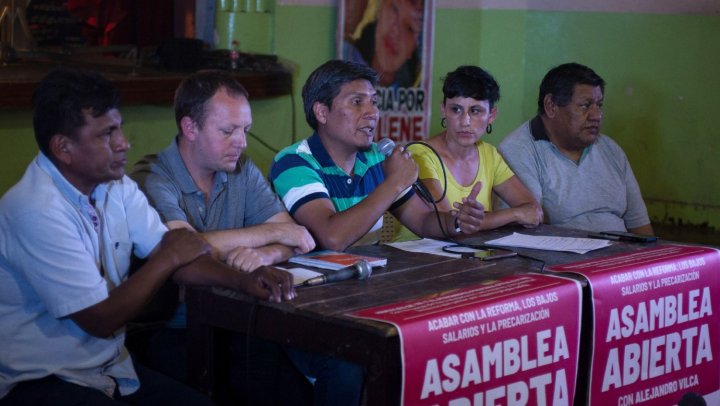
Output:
[338,0,434,143]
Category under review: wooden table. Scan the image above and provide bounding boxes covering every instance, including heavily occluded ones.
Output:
[185,224,664,405]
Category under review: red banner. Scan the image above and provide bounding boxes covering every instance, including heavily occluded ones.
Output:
[351,274,582,405]
[549,244,720,406]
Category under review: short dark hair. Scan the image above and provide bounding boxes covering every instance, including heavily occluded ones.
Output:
[302,60,379,131]
[174,70,249,133]
[442,66,500,107]
[537,62,605,116]
[32,69,120,157]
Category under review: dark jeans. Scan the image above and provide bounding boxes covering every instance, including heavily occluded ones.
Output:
[126,327,313,406]
[285,348,365,406]
[0,362,213,406]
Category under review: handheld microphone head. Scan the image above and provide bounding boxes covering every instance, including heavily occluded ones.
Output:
[354,259,373,280]
[377,138,396,157]
[302,259,373,286]
[376,137,434,203]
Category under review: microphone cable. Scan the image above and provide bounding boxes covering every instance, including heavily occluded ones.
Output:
[290,88,298,144]
[443,238,546,272]
[424,195,545,271]
[403,141,448,204]
[401,140,455,240]
[248,130,280,154]
[246,84,298,154]
[401,141,546,272]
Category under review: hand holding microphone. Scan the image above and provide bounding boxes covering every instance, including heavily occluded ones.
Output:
[377,138,434,203]
[301,260,373,287]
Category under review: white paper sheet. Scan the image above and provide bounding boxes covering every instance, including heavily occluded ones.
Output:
[484,232,611,254]
[276,266,323,286]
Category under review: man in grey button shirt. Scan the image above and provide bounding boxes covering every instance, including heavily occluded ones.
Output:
[498,63,654,235]
[131,70,315,404]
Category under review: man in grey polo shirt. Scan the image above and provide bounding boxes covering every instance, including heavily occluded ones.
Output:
[498,63,653,235]
[131,70,315,404]
[134,71,315,271]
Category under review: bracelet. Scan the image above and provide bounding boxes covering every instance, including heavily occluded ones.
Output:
[454,217,462,233]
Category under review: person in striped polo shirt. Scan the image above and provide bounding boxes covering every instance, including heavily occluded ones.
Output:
[269,59,487,406]
[270,59,486,252]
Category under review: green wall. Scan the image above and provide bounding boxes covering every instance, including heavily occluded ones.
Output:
[1,4,718,232]
[0,106,179,193]
[270,4,720,230]
[0,110,35,193]
[522,12,720,228]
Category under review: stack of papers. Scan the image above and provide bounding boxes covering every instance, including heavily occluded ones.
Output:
[386,233,611,256]
[484,232,611,254]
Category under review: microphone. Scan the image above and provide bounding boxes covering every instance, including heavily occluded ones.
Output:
[377,137,397,157]
[302,260,373,287]
[377,138,434,202]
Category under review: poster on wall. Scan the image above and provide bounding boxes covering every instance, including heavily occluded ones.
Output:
[351,274,583,405]
[337,0,435,143]
[549,244,720,406]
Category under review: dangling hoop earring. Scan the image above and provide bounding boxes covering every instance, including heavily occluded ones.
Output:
[441,117,447,128]
[486,123,493,134]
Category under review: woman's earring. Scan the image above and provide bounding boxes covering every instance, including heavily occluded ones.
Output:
[486,123,493,134]
[441,117,447,128]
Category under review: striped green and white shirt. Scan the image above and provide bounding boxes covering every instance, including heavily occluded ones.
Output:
[270,133,413,245]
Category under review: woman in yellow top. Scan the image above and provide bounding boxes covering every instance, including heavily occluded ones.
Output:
[394,65,543,241]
